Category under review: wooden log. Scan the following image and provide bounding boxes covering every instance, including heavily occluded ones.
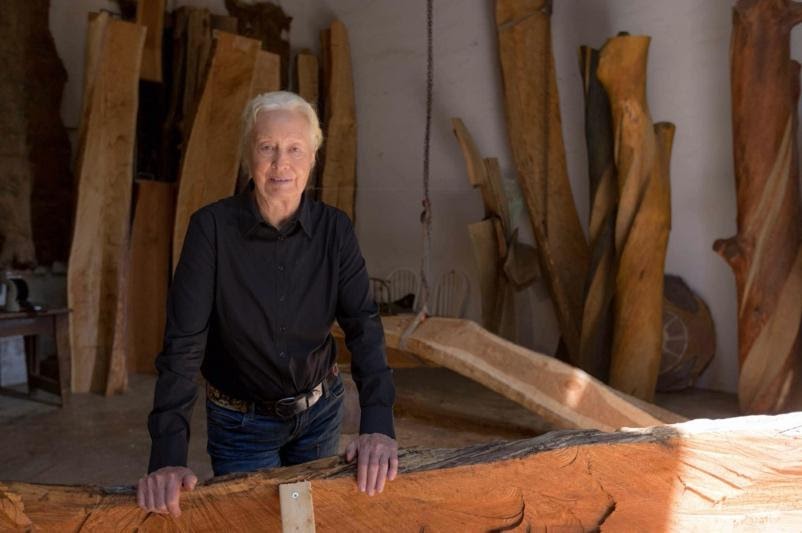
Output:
[495,0,589,364]
[128,181,174,375]
[336,315,678,430]
[714,0,802,414]
[296,51,319,111]
[172,32,260,270]
[319,21,357,221]
[596,35,672,402]
[577,45,617,382]
[136,0,166,83]
[67,18,145,393]
[3,413,801,530]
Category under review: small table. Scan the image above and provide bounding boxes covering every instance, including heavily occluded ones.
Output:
[0,308,71,405]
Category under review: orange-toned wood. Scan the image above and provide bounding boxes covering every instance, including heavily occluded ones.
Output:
[135,0,165,82]
[3,413,801,530]
[250,50,281,96]
[296,51,319,111]
[172,32,260,270]
[67,18,145,393]
[714,0,802,414]
[495,0,589,364]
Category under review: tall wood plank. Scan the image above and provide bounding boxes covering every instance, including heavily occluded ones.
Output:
[67,19,145,393]
[319,21,357,221]
[714,0,802,414]
[172,32,260,269]
[128,181,174,375]
[250,50,281,97]
[296,51,319,111]
[495,0,589,364]
[136,0,165,82]
[5,413,802,530]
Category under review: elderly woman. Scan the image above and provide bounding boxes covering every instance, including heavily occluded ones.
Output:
[137,91,397,516]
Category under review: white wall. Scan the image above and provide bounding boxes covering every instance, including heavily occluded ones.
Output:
[49,0,802,394]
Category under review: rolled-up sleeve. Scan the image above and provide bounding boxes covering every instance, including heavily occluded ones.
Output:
[147,211,216,472]
[335,214,396,438]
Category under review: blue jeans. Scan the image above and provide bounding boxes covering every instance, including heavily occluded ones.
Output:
[206,375,345,476]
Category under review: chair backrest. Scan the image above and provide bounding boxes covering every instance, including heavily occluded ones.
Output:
[386,268,418,304]
[432,269,470,318]
[369,277,391,305]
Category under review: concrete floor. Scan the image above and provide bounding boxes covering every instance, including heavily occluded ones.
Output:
[0,368,739,487]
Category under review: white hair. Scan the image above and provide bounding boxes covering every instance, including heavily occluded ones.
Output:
[240,91,323,174]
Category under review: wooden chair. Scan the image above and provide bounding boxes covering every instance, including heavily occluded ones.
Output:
[386,268,418,308]
[368,277,391,307]
[432,269,470,318]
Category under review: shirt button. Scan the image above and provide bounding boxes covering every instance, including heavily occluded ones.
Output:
[279,295,286,302]
[277,264,285,271]
[280,325,287,332]
[279,351,287,358]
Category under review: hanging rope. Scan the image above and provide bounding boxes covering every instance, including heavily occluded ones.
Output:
[400,0,434,349]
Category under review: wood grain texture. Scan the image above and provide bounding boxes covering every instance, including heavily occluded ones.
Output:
[597,35,672,402]
[250,50,281,97]
[578,45,616,382]
[336,315,676,431]
[136,0,165,82]
[128,181,174,375]
[319,20,357,221]
[296,52,319,111]
[67,18,145,393]
[714,0,802,414]
[172,32,260,270]
[496,0,589,364]
[3,413,801,531]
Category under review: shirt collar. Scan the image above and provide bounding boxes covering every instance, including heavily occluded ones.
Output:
[238,180,314,238]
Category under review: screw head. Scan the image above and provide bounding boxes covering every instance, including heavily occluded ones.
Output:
[291,491,299,499]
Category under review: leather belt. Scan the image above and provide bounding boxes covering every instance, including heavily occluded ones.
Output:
[207,365,340,420]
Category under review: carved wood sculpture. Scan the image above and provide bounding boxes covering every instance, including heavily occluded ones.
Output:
[136,0,166,82]
[496,0,589,364]
[335,315,681,431]
[319,21,357,221]
[68,15,145,393]
[128,181,174,375]
[714,0,802,414]
[578,45,617,382]
[172,32,260,270]
[597,35,673,402]
[224,0,291,88]
[3,413,801,530]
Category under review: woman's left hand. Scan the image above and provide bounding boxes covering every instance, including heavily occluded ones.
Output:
[345,433,399,496]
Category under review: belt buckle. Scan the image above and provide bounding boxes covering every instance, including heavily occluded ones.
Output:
[274,396,299,419]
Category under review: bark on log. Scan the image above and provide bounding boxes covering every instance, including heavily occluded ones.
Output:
[336,315,681,431]
[3,413,801,531]
[577,45,617,382]
[67,17,145,393]
[714,0,802,414]
[319,21,357,221]
[496,0,589,365]
[597,35,673,402]
[172,32,260,271]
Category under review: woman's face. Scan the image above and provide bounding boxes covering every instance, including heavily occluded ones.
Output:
[248,108,315,204]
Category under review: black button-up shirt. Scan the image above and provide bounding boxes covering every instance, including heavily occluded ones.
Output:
[147,186,395,472]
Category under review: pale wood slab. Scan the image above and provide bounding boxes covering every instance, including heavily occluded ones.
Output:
[3,413,801,530]
[172,31,260,270]
[128,181,174,375]
[136,0,165,82]
[319,20,357,221]
[67,18,145,393]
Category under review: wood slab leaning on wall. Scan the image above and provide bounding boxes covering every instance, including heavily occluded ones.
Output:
[68,15,145,393]
[2,413,801,530]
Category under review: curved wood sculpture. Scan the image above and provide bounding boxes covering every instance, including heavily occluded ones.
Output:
[578,45,617,382]
[171,31,260,270]
[68,16,145,393]
[597,35,673,402]
[713,0,802,414]
[336,315,681,431]
[2,413,801,531]
[496,0,589,364]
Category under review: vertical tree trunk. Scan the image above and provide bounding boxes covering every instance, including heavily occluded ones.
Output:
[577,45,617,382]
[714,0,802,414]
[597,36,673,402]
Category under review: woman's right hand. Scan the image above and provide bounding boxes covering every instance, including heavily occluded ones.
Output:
[137,466,198,517]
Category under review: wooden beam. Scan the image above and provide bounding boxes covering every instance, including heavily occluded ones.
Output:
[172,32,260,270]
[319,20,357,221]
[67,18,145,393]
[3,413,801,530]
[495,0,589,365]
[136,0,166,82]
